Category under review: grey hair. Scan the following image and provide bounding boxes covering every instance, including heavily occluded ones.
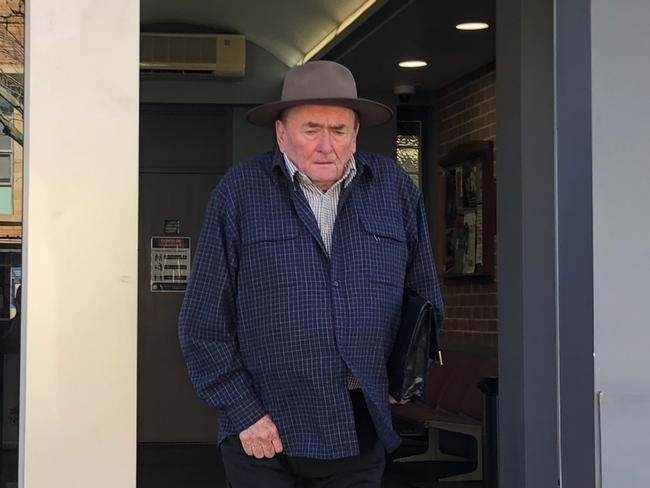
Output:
[279,106,360,127]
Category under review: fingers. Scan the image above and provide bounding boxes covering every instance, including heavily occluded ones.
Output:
[271,436,284,454]
[389,394,411,405]
[239,415,283,459]
[241,439,254,456]
[242,439,276,459]
[252,442,266,459]
[261,441,276,459]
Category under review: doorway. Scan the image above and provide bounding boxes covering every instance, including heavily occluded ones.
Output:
[136,1,505,488]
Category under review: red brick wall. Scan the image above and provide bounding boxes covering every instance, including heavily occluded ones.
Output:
[439,281,497,349]
[0,0,23,237]
[0,0,23,64]
[436,63,497,350]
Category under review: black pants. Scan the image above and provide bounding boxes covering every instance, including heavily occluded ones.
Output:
[220,390,385,488]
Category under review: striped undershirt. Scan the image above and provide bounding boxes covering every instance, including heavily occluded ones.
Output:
[283,153,362,390]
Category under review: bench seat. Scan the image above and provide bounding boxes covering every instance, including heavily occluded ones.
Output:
[390,351,497,482]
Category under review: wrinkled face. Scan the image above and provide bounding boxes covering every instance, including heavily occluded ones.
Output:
[276,104,359,192]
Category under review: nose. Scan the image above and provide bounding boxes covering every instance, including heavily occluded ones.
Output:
[316,131,333,153]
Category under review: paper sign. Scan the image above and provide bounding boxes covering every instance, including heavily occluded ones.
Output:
[150,236,191,292]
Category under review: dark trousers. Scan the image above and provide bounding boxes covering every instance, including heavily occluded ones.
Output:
[220,390,386,488]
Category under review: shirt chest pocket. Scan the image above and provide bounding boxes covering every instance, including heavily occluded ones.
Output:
[356,213,408,288]
[240,222,303,290]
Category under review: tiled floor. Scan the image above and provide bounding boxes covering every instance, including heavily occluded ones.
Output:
[137,443,483,488]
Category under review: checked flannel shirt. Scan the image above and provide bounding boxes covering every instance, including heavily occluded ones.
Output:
[178,150,444,460]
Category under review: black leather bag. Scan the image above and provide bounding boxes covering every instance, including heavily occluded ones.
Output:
[387,287,440,402]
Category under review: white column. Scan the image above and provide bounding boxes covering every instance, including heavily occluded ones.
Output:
[592,0,650,486]
[21,1,139,487]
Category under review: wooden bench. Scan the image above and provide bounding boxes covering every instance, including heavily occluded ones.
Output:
[391,350,497,482]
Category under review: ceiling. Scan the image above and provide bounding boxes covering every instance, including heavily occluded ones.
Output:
[140,0,389,67]
[328,0,495,94]
[140,0,495,93]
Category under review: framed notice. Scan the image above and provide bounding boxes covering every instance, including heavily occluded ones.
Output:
[150,236,191,292]
[439,140,495,281]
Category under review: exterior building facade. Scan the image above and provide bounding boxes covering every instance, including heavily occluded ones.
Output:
[11,0,650,487]
[0,0,23,241]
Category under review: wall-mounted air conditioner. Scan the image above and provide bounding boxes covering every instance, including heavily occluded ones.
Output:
[140,33,245,77]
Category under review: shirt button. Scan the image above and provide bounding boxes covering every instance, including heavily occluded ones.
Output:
[333,281,339,287]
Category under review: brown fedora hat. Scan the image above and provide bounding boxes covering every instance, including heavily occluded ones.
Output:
[246,61,393,128]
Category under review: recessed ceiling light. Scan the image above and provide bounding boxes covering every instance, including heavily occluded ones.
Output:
[399,60,428,68]
[456,22,490,31]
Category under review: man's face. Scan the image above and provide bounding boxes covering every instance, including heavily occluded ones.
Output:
[276,104,359,192]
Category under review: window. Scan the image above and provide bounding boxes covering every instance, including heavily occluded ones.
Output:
[0,133,12,214]
[396,120,422,187]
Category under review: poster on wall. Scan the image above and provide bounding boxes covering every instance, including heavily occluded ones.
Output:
[150,236,191,292]
[439,140,495,280]
[463,210,477,274]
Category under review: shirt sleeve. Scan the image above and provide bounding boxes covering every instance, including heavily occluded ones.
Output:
[178,181,266,433]
[405,194,445,328]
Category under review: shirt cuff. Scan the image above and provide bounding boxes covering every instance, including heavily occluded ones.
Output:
[225,391,266,433]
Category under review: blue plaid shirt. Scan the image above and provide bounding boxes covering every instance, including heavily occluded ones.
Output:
[178,150,443,459]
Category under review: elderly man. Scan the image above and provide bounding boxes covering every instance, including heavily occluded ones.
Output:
[179,60,443,487]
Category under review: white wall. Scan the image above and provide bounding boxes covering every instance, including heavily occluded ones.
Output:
[22,0,139,487]
[592,0,650,486]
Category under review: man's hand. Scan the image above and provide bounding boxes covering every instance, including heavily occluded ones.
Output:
[389,394,409,405]
[239,414,284,459]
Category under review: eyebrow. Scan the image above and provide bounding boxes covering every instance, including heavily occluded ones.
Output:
[304,122,348,130]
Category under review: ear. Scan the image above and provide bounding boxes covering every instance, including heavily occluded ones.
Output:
[275,120,287,153]
[351,123,359,154]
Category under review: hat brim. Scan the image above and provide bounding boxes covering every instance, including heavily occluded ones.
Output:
[246,98,393,128]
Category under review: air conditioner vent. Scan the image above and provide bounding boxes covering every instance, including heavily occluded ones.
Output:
[140,33,245,77]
